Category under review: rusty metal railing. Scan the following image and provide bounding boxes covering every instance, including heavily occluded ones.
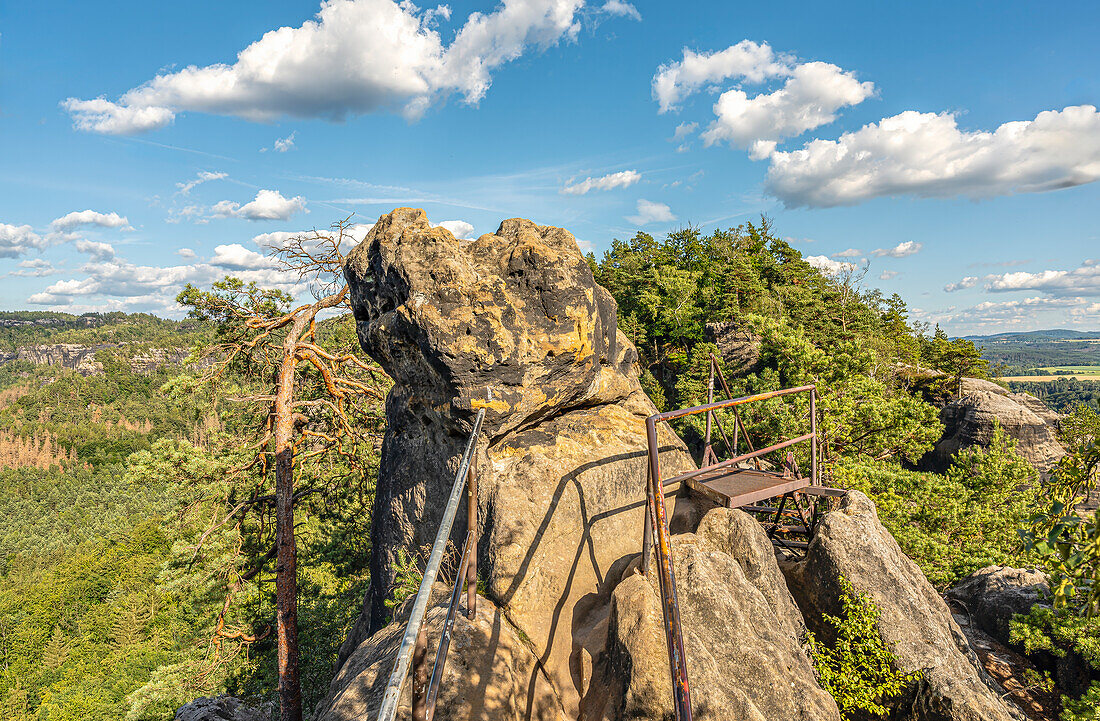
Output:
[641,356,819,721]
[378,404,485,721]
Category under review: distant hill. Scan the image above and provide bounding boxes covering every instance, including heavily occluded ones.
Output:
[963,329,1100,342]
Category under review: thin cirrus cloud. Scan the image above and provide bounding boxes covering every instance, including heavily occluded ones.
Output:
[766,105,1100,207]
[176,171,228,195]
[212,189,308,221]
[625,199,675,225]
[62,0,606,134]
[561,170,641,195]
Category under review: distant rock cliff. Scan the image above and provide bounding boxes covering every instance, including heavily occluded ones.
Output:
[0,344,188,375]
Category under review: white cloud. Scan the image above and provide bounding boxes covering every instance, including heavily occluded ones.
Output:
[50,210,131,231]
[11,259,59,278]
[561,169,640,195]
[211,243,278,270]
[213,189,308,221]
[879,270,898,280]
[673,121,697,140]
[74,239,116,260]
[63,0,594,134]
[652,41,791,113]
[701,61,874,158]
[599,0,640,20]
[831,248,862,258]
[766,105,1100,207]
[0,223,45,258]
[177,248,197,259]
[167,205,206,224]
[176,170,227,195]
[944,276,978,292]
[626,199,675,225]
[266,131,297,153]
[871,240,921,258]
[985,262,1100,297]
[805,255,856,275]
[435,220,476,239]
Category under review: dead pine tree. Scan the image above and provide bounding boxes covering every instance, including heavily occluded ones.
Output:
[178,219,387,720]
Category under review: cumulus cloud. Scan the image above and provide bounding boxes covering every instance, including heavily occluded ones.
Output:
[673,121,697,140]
[599,0,640,20]
[766,105,1100,207]
[831,248,862,258]
[944,276,978,292]
[211,243,279,270]
[871,240,921,258]
[805,255,856,275]
[985,261,1100,297]
[11,259,59,278]
[561,169,640,195]
[701,61,874,158]
[212,189,308,221]
[626,199,675,225]
[652,40,791,113]
[879,270,898,280]
[50,210,131,231]
[74,239,116,260]
[63,0,595,134]
[176,170,227,195]
[0,223,45,258]
[177,248,198,259]
[435,220,476,239]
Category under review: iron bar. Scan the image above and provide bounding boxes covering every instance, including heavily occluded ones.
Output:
[663,433,815,487]
[645,417,693,721]
[424,533,473,720]
[642,482,654,578]
[378,407,486,721]
[652,384,816,423]
[466,463,478,618]
[810,388,818,486]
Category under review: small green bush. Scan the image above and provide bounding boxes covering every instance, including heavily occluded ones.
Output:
[806,577,920,720]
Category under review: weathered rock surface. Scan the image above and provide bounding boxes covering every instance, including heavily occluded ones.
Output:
[604,510,840,721]
[174,695,271,721]
[340,208,694,714]
[921,378,1064,472]
[704,321,762,378]
[782,491,1023,721]
[317,586,564,721]
[947,566,1049,647]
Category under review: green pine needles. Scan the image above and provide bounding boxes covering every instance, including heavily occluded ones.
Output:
[806,577,920,720]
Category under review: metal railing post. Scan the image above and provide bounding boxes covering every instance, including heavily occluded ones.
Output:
[466,463,477,618]
[810,387,818,486]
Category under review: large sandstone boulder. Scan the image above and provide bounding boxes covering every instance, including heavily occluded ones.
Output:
[604,509,840,721]
[704,321,762,378]
[317,586,563,721]
[782,491,1024,721]
[174,696,271,721]
[340,209,694,715]
[921,378,1064,472]
[947,566,1049,647]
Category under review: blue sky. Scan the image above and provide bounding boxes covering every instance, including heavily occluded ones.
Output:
[1,0,1098,334]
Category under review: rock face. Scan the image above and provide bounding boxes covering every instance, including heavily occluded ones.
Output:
[316,586,563,721]
[921,378,1064,472]
[174,696,271,721]
[947,566,1048,647]
[0,343,188,376]
[704,321,762,377]
[605,509,840,721]
[782,491,1023,721]
[339,209,694,714]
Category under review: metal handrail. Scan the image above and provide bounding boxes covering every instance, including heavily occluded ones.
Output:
[377,405,485,721]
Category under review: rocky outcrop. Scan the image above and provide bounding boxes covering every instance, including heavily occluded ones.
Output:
[782,491,1024,721]
[0,343,188,375]
[316,585,563,721]
[605,509,840,721]
[338,209,694,715]
[947,566,1048,647]
[174,696,271,721]
[921,378,1064,472]
[705,321,762,377]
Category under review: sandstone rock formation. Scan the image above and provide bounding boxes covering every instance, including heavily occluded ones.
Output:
[947,566,1048,647]
[174,695,271,721]
[0,343,188,376]
[605,509,840,721]
[339,209,694,715]
[704,321,762,378]
[316,585,563,721]
[782,491,1024,721]
[921,378,1064,472]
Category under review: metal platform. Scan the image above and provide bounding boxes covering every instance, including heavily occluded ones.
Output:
[685,467,811,509]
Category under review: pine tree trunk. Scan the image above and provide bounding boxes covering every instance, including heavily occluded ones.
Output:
[274,320,305,721]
